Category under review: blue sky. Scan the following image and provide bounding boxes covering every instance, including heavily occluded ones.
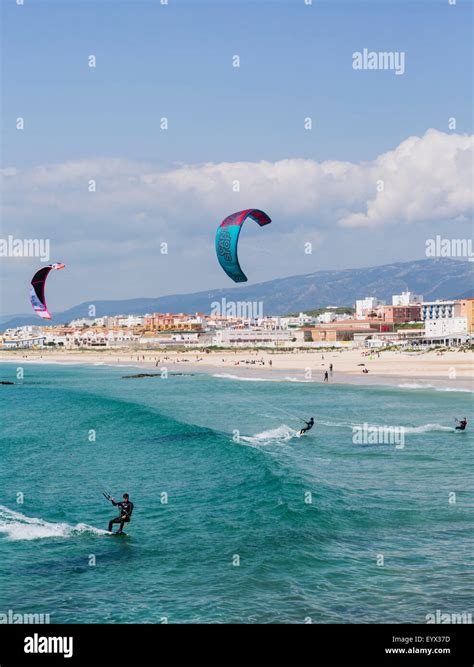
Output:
[1,0,473,313]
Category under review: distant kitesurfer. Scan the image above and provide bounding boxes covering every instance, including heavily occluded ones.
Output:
[107,493,134,534]
[455,417,467,431]
[299,418,314,436]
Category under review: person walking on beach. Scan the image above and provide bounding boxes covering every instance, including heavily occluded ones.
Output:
[329,363,333,375]
[323,371,329,382]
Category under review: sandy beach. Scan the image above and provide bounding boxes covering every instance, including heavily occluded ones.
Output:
[1,347,472,390]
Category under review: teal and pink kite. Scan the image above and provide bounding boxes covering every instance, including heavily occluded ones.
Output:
[27,210,270,318]
[215,209,271,283]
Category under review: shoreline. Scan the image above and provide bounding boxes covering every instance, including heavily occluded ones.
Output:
[1,348,472,391]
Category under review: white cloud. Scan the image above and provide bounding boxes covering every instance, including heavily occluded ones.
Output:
[2,130,471,247]
[339,130,473,227]
[1,129,472,314]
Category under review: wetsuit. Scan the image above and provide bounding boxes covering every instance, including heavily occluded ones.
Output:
[455,420,467,431]
[108,500,134,533]
[300,419,314,435]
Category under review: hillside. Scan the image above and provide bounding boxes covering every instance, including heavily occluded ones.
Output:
[2,258,472,328]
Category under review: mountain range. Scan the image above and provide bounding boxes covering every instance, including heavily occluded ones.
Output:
[2,258,472,329]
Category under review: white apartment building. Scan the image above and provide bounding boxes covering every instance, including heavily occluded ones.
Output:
[317,311,338,323]
[69,318,96,327]
[4,325,44,338]
[422,300,460,321]
[355,297,385,317]
[279,313,315,328]
[392,291,423,306]
[117,315,145,327]
[424,317,468,337]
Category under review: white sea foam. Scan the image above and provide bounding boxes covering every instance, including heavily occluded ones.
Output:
[398,383,436,389]
[398,383,473,393]
[212,373,278,382]
[402,423,456,433]
[436,387,474,393]
[356,421,455,434]
[213,373,314,384]
[0,359,86,366]
[0,505,108,541]
[238,424,299,447]
[283,376,313,383]
[316,419,456,434]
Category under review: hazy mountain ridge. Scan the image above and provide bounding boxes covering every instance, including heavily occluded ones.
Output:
[2,258,472,329]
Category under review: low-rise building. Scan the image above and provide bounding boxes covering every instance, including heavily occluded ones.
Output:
[2,336,47,349]
[213,329,294,347]
[377,305,422,323]
[144,312,204,331]
[303,323,381,343]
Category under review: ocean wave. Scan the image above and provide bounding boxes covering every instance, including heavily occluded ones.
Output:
[212,373,278,382]
[213,373,314,384]
[0,359,86,366]
[283,377,313,383]
[398,383,473,393]
[436,387,474,393]
[0,505,108,541]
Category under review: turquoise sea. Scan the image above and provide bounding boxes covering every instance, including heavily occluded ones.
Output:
[0,362,472,624]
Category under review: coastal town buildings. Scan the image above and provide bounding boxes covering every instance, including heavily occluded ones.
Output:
[1,295,472,350]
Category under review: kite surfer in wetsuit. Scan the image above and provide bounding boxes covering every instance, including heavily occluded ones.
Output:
[299,418,315,436]
[107,493,134,533]
[455,417,467,431]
